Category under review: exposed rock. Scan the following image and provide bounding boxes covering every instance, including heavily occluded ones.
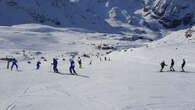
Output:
[149,0,195,28]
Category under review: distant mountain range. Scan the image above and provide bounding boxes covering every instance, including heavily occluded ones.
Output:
[0,0,194,33]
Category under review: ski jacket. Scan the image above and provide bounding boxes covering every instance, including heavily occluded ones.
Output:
[70,60,75,67]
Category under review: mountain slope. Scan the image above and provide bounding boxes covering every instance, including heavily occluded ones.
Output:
[0,26,195,110]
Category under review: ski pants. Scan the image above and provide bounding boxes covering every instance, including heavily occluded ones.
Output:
[11,63,18,71]
[69,66,76,74]
[36,64,40,70]
[53,65,58,73]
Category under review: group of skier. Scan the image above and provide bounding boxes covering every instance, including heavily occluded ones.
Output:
[3,58,19,71]
[160,59,186,72]
[50,57,82,75]
[2,56,188,74]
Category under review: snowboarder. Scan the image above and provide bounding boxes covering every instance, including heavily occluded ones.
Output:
[170,59,175,71]
[181,59,186,72]
[78,57,82,69]
[11,58,18,71]
[160,61,167,72]
[69,59,77,75]
[36,61,41,70]
[52,58,59,73]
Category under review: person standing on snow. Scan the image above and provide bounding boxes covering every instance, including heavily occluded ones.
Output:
[52,58,59,73]
[78,57,82,69]
[160,61,167,72]
[181,59,186,72]
[69,59,77,75]
[170,59,175,71]
[11,58,18,71]
[104,57,107,61]
[36,61,41,70]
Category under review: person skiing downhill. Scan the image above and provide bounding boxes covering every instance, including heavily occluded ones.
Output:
[170,59,175,71]
[181,59,186,72]
[160,61,167,72]
[52,58,59,73]
[11,58,18,71]
[104,57,107,61]
[69,59,77,75]
[78,57,82,69]
[36,61,41,70]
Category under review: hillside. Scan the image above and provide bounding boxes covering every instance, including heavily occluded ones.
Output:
[0,26,195,110]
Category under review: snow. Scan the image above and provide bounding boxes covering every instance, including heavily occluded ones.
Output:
[0,24,195,110]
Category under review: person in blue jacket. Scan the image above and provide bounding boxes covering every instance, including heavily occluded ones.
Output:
[69,59,77,75]
[52,58,59,73]
[36,61,41,70]
[11,58,18,71]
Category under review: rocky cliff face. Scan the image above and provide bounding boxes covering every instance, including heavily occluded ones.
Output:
[144,0,195,28]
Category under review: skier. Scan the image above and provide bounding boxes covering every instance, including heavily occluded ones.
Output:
[104,57,107,61]
[7,59,11,69]
[170,59,175,71]
[108,57,111,61]
[52,58,59,73]
[11,58,18,71]
[89,59,92,65]
[185,27,192,38]
[6,57,13,69]
[36,61,41,70]
[160,61,167,72]
[69,59,77,75]
[78,57,82,69]
[181,59,186,72]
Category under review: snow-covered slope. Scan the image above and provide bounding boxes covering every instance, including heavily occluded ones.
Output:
[0,25,195,110]
[0,23,162,56]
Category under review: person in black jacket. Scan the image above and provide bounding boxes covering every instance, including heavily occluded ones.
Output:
[52,58,59,73]
[78,57,82,69]
[36,61,41,70]
[170,59,175,71]
[160,61,167,72]
[181,59,186,72]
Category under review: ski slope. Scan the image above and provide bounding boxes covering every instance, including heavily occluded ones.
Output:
[0,26,195,110]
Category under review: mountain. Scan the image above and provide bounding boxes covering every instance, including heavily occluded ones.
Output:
[144,0,195,28]
[0,0,194,33]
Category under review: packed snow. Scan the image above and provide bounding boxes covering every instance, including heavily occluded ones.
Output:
[0,25,195,110]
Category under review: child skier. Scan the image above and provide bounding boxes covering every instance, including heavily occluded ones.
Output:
[36,61,41,70]
[11,58,18,71]
[78,57,82,69]
[52,58,59,73]
[69,59,77,75]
